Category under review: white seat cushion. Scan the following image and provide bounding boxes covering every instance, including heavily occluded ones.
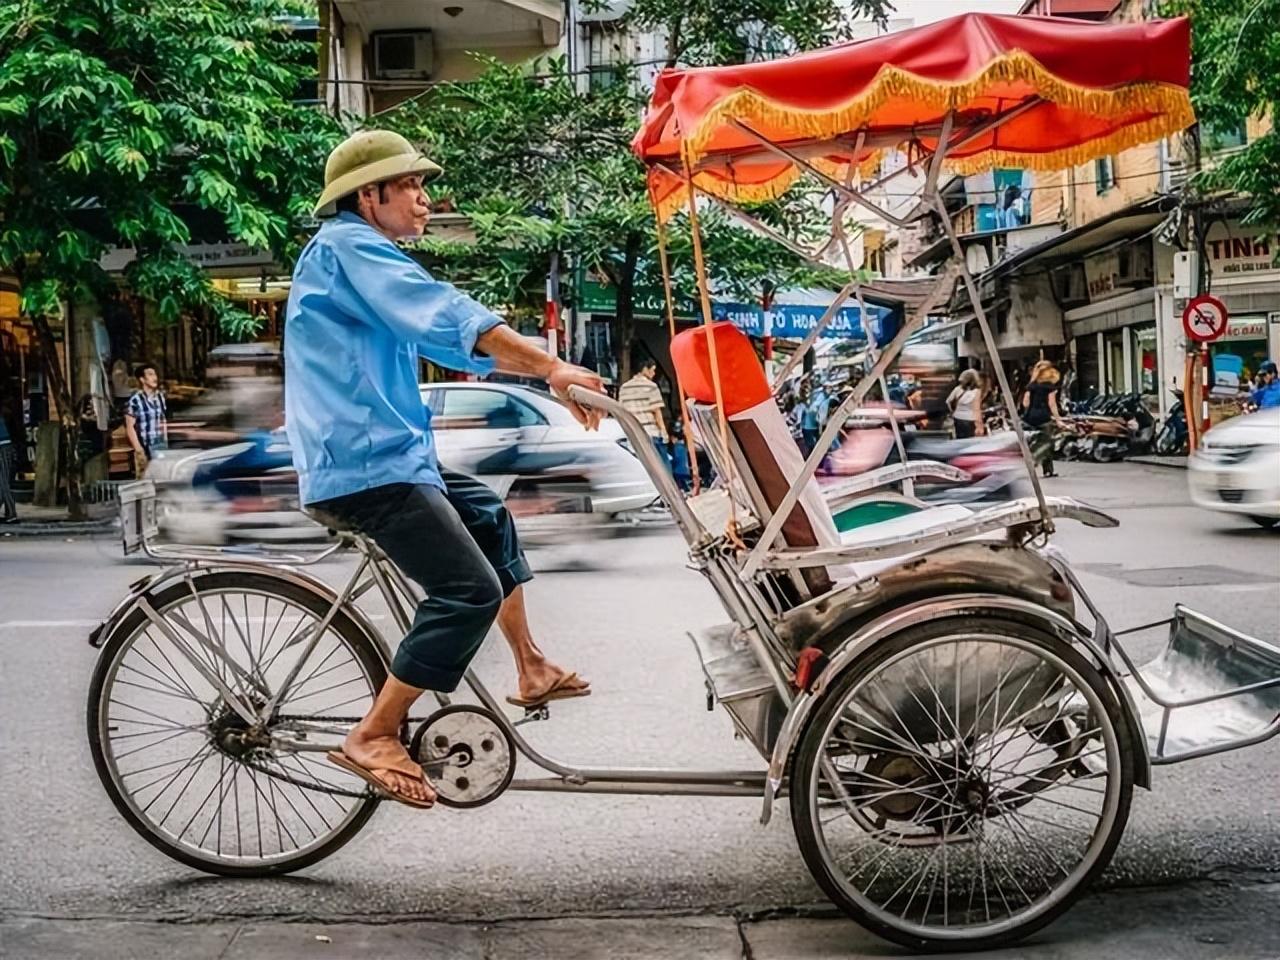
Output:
[838,503,976,580]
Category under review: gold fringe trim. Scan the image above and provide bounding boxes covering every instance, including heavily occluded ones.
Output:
[654,153,880,223]
[653,51,1194,221]
[943,110,1195,173]
[683,50,1193,165]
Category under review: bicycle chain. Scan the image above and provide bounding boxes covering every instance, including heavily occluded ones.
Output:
[246,714,434,800]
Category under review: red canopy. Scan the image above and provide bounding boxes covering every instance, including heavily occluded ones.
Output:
[633,14,1193,221]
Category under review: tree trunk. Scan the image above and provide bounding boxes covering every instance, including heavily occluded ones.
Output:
[665,16,683,68]
[317,0,333,115]
[611,232,642,384]
[29,311,87,521]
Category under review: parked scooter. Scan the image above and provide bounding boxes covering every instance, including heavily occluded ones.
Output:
[1053,392,1155,462]
[1154,388,1189,455]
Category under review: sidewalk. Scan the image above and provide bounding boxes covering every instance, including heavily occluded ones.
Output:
[2,879,1276,960]
[1128,454,1188,469]
[0,501,118,539]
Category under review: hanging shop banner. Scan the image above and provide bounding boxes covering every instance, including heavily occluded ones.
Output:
[1205,223,1276,277]
[576,278,893,341]
[714,301,893,342]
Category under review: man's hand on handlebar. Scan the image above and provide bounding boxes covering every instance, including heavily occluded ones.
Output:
[548,359,605,430]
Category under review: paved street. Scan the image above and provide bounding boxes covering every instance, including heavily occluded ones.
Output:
[1,462,1277,957]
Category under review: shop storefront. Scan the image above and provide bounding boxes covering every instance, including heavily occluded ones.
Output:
[1064,285,1160,406]
[1202,221,1280,379]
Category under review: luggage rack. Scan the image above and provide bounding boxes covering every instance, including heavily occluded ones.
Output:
[1112,606,1280,763]
[116,480,346,567]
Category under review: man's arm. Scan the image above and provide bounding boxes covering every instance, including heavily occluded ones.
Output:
[475,324,605,429]
[648,383,670,441]
[124,413,143,455]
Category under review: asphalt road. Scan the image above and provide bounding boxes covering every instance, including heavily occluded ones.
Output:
[0,462,1276,950]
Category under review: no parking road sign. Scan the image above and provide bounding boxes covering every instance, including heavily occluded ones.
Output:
[1182,294,1229,343]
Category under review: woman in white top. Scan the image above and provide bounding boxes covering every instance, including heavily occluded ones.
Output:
[947,368,985,439]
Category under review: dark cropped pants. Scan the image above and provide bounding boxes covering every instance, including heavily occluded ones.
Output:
[309,473,532,692]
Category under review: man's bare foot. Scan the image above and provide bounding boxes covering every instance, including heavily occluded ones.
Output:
[341,726,436,805]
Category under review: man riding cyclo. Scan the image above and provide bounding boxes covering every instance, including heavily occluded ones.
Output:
[286,130,601,808]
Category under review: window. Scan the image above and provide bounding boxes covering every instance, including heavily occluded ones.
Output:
[436,389,543,429]
[584,21,629,92]
[1203,121,1247,152]
[1095,156,1115,194]
[276,16,320,105]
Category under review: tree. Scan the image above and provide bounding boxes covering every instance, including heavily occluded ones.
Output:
[625,0,894,67]
[1162,0,1280,229]
[389,61,845,382]
[0,0,338,517]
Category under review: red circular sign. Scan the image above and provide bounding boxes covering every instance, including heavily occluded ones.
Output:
[1182,295,1229,342]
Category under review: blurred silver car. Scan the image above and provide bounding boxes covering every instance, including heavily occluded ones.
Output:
[1188,407,1280,529]
[151,381,658,545]
[421,382,659,517]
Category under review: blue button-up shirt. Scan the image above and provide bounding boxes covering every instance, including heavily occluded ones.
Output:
[284,212,502,505]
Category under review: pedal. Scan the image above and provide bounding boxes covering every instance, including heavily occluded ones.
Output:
[512,704,550,727]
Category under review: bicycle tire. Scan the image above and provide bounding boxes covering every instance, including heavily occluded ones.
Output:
[790,615,1134,952]
[87,570,387,877]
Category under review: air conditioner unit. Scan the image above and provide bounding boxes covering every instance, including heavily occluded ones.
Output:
[372,31,434,81]
[1115,243,1153,287]
[1052,264,1088,304]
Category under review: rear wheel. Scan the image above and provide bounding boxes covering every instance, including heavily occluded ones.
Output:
[88,571,386,877]
[790,615,1133,952]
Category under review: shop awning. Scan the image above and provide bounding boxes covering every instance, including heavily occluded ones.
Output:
[909,318,969,345]
[984,196,1175,280]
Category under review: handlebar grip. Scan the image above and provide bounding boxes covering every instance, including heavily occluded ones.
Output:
[566,384,611,410]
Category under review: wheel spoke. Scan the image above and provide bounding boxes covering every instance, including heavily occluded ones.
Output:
[95,583,382,873]
[804,630,1126,944]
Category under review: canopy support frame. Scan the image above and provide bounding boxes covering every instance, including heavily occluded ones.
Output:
[736,109,1052,578]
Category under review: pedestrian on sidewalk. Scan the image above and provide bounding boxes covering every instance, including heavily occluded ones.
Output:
[1022,360,1061,477]
[947,369,985,439]
[289,129,600,809]
[0,406,17,523]
[619,355,672,470]
[124,363,167,477]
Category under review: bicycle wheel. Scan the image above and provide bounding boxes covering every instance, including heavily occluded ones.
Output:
[790,615,1133,952]
[88,571,387,877]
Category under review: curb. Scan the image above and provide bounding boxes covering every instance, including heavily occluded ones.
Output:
[0,519,118,539]
[1127,455,1188,470]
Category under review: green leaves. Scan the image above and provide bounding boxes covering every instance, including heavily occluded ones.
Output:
[384,47,846,342]
[0,0,341,333]
[1161,0,1280,229]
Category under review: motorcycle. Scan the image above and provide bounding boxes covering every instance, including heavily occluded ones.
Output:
[1154,388,1189,455]
[1052,393,1156,462]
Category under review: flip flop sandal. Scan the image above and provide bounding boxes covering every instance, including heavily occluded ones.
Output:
[327,751,435,809]
[506,671,593,709]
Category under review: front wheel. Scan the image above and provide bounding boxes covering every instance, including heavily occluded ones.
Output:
[1249,515,1279,530]
[790,615,1134,952]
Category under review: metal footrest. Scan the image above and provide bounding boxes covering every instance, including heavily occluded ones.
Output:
[689,624,780,756]
[1121,605,1280,763]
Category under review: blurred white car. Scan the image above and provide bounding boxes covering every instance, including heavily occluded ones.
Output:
[1187,407,1280,529]
[421,382,658,516]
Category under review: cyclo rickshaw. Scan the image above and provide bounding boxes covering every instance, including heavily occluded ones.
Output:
[87,13,1280,951]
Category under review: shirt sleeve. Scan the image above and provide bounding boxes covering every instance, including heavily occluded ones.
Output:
[645,382,664,411]
[125,393,141,420]
[330,231,503,375]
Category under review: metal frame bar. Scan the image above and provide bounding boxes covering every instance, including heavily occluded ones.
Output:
[737,105,1068,577]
